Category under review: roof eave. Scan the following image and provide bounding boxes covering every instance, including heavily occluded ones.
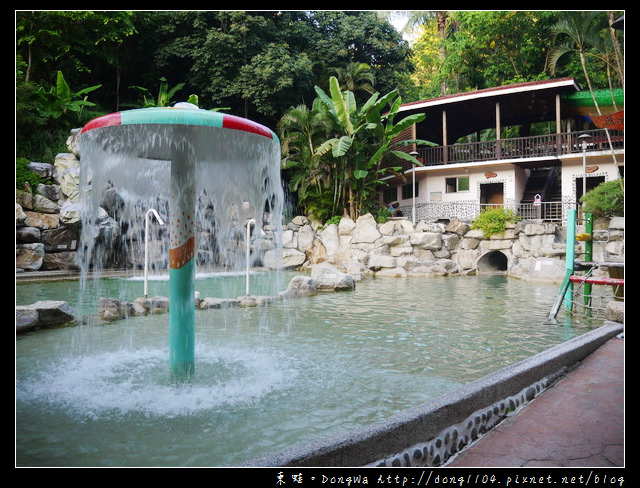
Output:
[398,78,581,114]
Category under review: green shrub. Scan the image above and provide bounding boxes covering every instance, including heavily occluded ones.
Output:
[580,179,624,218]
[16,158,44,192]
[471,207,519,237]
[326,215,342,226]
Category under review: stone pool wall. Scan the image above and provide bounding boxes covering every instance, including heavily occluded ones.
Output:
[265,214,624,283]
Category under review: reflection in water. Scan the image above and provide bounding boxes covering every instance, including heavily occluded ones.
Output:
[16,274,598,467]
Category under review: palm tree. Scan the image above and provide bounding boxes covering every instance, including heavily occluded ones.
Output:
[314,77,428,218]
[386,11,452,95]
[548,11,623,181]
[548,11,609,114]
[331,62,376,99]
[281,76,430,220]
[278,101,335,219]
[606,12,624,87]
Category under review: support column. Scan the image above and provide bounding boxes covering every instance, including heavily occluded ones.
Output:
[556,94,563,150]
[564,208,576,311]
[442,110,448,164]
[495,101,501,159]
[169,150,196,381]
[583,212,593,315]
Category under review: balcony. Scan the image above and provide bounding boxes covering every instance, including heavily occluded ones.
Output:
[409,128,623,169]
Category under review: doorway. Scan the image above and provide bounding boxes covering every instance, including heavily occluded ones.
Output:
[480,182,504,207]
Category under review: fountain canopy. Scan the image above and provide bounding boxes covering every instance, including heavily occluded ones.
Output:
[81,105,277,141]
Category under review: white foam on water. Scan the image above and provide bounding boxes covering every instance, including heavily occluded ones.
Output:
[16,345,294,419]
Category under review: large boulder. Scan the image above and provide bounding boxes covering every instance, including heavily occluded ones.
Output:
[41,251,79,271]
[306,238,328,265]
[16,243,45,271]
[319,224,340,257]
[296,224,316,252]
[281,275,318,298]
[310,263,356,291]
[262,247,306,269]
[16,300,76,333]
[16,226,41,244]
[15,307,39,332]
[352,213,380,243]
[133,296,170,314]
[199,297,239,309]
[604,300,624,323]
[98,297,136,321]
[337,217,356,236]
[53,153,81,202]
[410,232,442,250]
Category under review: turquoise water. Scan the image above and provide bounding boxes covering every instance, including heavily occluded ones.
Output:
[16,273,599,467]
[16,269,291,317]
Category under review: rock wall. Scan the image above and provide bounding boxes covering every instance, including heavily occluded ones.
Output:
[16,130,83,272]
[266,214,624,283]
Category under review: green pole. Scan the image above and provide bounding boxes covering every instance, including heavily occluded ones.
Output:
[583,212,593,315]
[564,208,576,311]
[169,153,196,381]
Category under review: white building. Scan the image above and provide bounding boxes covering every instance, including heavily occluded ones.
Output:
[380,78,624,224]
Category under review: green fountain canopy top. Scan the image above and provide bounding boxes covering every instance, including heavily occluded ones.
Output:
[81,105,277,141]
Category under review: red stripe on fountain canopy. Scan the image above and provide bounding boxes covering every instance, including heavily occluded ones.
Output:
[82,110,274,140]
[222,114,273,139]
[81,112,122,133]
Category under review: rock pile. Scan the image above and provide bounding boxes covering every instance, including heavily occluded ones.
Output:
[16,130,83,272]
[265,214,624,283]
[16,129,624,281]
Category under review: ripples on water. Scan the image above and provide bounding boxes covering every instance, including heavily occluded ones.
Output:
[16,273,597,467]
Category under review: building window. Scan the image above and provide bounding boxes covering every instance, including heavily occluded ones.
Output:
[402,182,418,199]
[383,187,398,203]
[446,176,470,193]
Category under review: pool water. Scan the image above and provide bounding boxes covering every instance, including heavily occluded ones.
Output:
[15,273,599,467]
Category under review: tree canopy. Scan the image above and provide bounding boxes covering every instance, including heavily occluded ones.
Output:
[407,10,623,98]
[16,10,413,160]
[16,10,624,219]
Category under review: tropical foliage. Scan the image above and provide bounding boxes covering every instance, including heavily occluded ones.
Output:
[280,76,431,220]
[406,11,622,99]
[16,11,411,161]
[16,10,624,214]
[471,207,520,238]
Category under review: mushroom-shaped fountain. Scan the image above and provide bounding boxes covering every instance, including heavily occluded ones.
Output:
[79,104,281,380]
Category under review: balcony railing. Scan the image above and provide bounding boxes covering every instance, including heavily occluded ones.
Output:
[409,129,623,169]
[399,201,579,224]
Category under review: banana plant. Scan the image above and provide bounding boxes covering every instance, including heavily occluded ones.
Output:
[129,77,185,107]
[313,76,433,217]
[36,70,101,120]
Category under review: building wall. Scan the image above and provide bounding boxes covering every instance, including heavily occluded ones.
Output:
[384,148,623,224]
[397,165,518,207]
[560,152,623,205]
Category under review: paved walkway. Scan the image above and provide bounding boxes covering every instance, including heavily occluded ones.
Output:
[446,335,624,467]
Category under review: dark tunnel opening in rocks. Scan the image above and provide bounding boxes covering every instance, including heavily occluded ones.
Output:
[476,250,508,274]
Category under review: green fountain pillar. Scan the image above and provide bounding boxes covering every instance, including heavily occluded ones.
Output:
[169,150,196,380]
